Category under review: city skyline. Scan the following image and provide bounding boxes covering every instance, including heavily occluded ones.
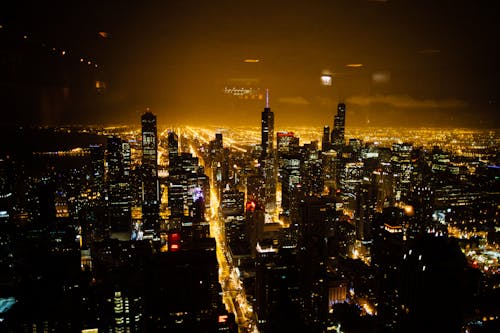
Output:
[0,106,498,332]
[0,2,499,332]
[1,0,499,128]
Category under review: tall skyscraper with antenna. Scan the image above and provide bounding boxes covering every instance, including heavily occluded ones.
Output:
[261,90,274,157]
[260,90,277,218]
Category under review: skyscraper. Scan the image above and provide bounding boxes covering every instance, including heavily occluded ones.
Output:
[331,102,346,150]
[106,136,131,239]
[261,90,274,157]
[167,131,179,163]
[322,126,330,151]
[141,111,160,237]
[297,196,330,330]
[260,90,277,217]
[276,131,299,156]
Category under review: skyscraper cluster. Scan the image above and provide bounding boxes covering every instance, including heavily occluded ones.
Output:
[194,98,498,332]
[0,100,498,333]
[0,112,237,332]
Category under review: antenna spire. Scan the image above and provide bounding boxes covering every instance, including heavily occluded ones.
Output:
[266,88,269,108]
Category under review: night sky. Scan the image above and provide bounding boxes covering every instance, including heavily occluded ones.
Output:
[1,0,498,127]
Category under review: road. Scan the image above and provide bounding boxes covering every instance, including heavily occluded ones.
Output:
[209,182,258,333]
[169,128,258,332]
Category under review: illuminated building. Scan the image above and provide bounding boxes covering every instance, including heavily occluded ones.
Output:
[221,187,245,216]
[89,144,105,204]
[331,103,346,150]
[141,111,160,237]
[167,131,179,162]
[276,131,299,156]
[280,153,301,217]
[340,161,364,194]
[196,168,210,216]
[328,282,347,306]
[209,132,228,197]
[110,290,143,332]
[105,136,132,240]
[348,138,362,154]
[222,189,248,256]
[391,143,413,202]
[225,214,249,257]
[322,126,331,151]
[260,90,277,215]
[355,182,377,244]
[169,153,202,216]
[406,152,436,237]
[0,156,16,287]
[300,142,323,196]
[321,150,336,192]
[168,150,209,241]
[0,155,14,222]
[372,163,393,210]
[277,131,300,177]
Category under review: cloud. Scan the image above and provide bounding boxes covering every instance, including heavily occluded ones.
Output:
[277,96,310,105]
[347,94,468,109]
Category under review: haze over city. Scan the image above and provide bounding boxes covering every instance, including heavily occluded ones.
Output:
[1,0,498,127]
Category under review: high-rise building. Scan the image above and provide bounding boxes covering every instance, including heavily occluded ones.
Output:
[261,90,274,158]
[105,136,131,239]
[214,133,223,153]
[210,132,227,197]
[322,126,330,151]
[222,188,248,257]
[355,181,377,243]
[0,155,14,222]
[260,90,277,216]
[221,188,245,217]
[277,131,300,186]
[372,207,406,332]
[300,142,324,196]
[331,103,346,150]
[297,196,330,330]
[276,131,299,156]
[141,111,160,237]
[168,150,209,242]
[167,131,179,162]
[280,153,301,217]
[255,248,302,332]
[391,143,413,202]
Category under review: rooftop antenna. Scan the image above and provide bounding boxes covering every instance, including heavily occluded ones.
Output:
[266,88,269,108]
